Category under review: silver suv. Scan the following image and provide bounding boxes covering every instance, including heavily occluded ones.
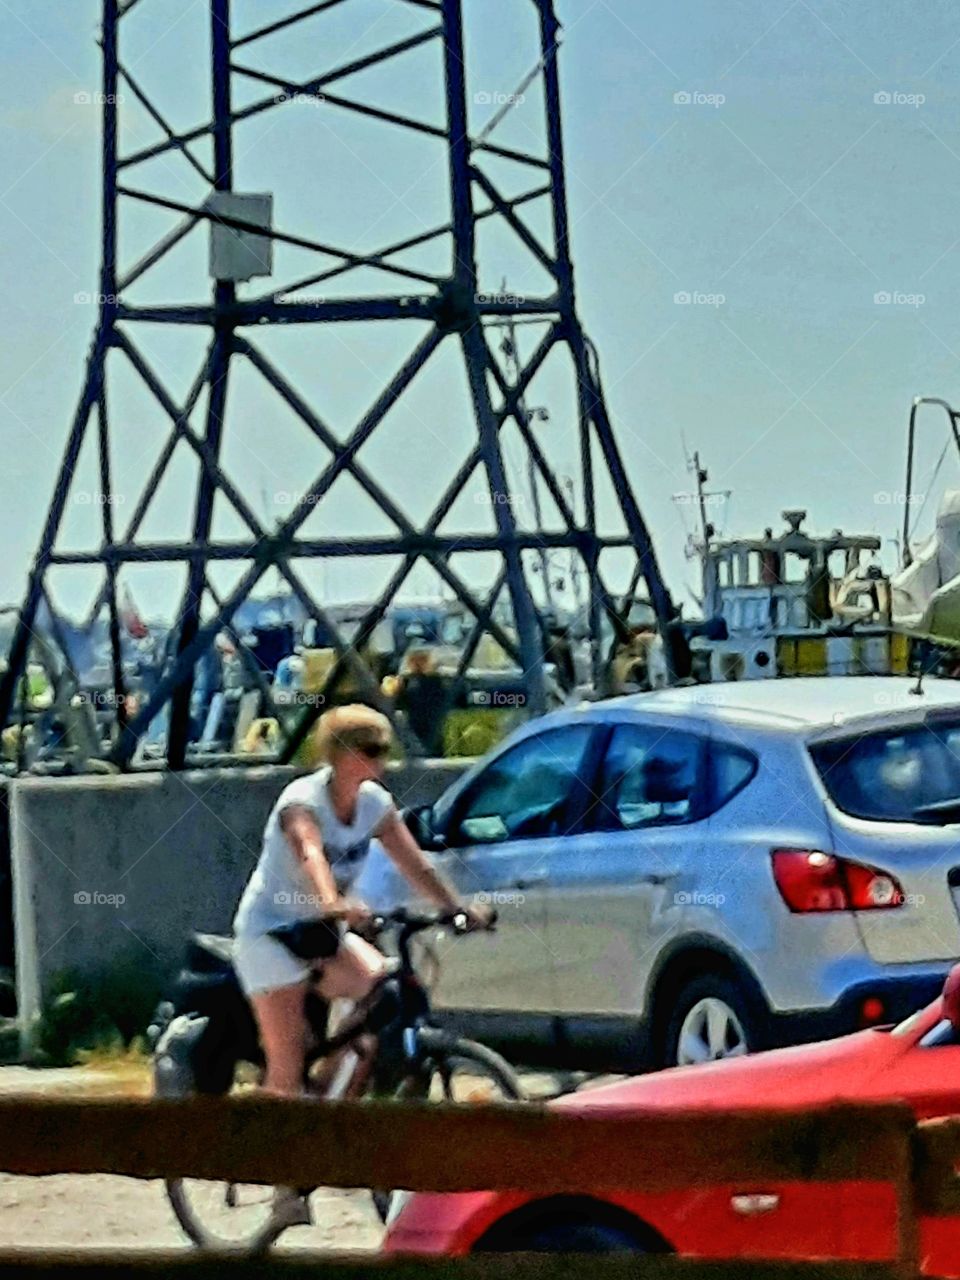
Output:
[364,676,960,1070]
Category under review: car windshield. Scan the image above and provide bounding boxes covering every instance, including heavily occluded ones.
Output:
[809,716,960,824]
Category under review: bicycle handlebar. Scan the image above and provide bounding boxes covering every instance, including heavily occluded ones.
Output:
[369,907,498,937]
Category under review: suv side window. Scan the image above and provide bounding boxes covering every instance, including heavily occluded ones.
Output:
[449,725,596,846]
[591,723,706,831]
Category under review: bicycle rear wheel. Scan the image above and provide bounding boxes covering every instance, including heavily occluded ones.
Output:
[161,1053,286,1254]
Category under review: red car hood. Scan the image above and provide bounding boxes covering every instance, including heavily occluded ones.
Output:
[552,1027,903,1115]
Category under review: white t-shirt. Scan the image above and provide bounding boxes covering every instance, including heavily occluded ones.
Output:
[233,767,396,937]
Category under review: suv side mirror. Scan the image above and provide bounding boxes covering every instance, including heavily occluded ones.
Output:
[404,803,445,851]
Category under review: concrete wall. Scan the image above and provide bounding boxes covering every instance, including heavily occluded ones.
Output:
[0,780,10,971]
[10,760,469,1052]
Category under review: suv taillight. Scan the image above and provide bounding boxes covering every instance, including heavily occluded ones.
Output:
[771,849,905,912]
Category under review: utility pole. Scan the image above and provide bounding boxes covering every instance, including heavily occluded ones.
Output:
[491,294,556,619]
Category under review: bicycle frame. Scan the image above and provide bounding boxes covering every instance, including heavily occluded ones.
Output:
[303,916,438,1093]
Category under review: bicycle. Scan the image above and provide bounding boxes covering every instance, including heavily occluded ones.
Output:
[150,908,523,1253]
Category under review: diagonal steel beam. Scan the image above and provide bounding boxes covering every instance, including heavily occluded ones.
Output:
[232,0,349,49]
[117,186,444,289]
[469,167,557,278]
[251,183,551,306]
[119,26,445,171]
[240,336,525,665]
[117,62,214,184]
[85,342,217,629]
[0,338,105,730]
[232,64,447,144]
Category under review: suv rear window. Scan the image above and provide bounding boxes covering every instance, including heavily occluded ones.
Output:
[810,717,960,824]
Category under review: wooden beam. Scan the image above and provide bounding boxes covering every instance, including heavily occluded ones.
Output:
[0,1252,908,1280]
[913,1117,960,1215]
[0,1097,914,1194]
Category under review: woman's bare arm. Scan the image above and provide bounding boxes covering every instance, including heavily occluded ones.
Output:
[378,810,481,918]
[279,805,338,906]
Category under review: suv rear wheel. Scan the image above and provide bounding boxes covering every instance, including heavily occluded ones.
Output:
[662,974,760,1068]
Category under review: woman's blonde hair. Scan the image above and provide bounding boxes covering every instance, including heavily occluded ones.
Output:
[316,703,392,763]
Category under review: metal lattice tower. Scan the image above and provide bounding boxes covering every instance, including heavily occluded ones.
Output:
[0,0,682,770]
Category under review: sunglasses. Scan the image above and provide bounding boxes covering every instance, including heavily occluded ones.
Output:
[356,742,390,760]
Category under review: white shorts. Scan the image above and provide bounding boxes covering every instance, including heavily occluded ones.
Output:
[233,933,311,996]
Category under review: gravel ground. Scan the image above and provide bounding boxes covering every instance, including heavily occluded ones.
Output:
[0,1063,609,1252]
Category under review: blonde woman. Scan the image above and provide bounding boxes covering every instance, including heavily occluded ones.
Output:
[233,704,484,1098]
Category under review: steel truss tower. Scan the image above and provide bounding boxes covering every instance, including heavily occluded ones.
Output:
[0,0,682,770]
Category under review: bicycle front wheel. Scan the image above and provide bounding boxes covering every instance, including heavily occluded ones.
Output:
[417,1027,524,1103]
[371,1030,523,1225]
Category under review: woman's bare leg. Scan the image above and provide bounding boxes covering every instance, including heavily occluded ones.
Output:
[249,981,308,1097]
[317,933,389,1002]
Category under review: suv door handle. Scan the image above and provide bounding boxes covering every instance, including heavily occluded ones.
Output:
[512,875,548,891]
[641,874,669,886]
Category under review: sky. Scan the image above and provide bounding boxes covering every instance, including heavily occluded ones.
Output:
[3,0,960,624]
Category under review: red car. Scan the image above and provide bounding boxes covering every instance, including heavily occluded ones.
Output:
[384,968,960,1272]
